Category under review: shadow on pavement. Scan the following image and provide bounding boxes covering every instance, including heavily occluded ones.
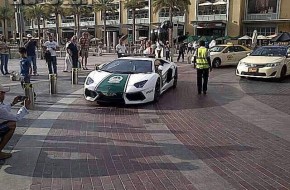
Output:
[1,132,255,178]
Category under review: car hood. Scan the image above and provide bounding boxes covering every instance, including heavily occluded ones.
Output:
[88,71,154,93]
[241,56,285,64]
[127,73,155,86]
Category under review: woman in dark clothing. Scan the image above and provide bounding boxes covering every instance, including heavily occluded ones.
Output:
[67,36,79,68]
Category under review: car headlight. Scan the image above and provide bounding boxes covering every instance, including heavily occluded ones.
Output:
[134,80,148,88]
[265,62,280,67]
[86,77,94,85]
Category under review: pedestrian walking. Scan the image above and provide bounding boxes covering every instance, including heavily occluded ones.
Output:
[43,35,59,75]
[156,40,162,58]
[0,84,31,160]
[66,35,79,69]
[209,38,216,49]
[0,35,10,75]
[187,42,192,54]
[79,32,90,70]
[24,34,39,76]
[192,40,212,95]
[63,38,72,72]
[116,40,126,58]
[177,43,185,62]
[164,41,170,60]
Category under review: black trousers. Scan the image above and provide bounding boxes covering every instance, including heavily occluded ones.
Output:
[196,68,209,93]
[177,52,184,61]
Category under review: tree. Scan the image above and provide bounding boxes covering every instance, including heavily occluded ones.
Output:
[93,0,115,48]
[43,0,65,43]
[124,0,146,44]
[0,4,14,40]
[23,4,48,39]
[65,1,92,37]
[152,0,190,58]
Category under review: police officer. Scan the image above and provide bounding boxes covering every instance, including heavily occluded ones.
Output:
[192,40,212,95]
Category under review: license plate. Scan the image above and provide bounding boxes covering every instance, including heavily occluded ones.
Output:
[248,67,258,72]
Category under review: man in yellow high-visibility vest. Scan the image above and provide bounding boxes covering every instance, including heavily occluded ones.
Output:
[192,40,212,95]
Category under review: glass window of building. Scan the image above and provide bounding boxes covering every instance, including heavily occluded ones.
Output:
[101,3,119,20]
[158,8,185,17]
[246,27,276,36]
[247,0,278,14]
[197,0,227,15]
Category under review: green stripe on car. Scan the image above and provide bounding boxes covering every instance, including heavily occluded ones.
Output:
[97,74,130,94]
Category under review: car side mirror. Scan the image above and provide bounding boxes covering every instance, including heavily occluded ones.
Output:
[247,53,250,56]
[158,65,163,71]
[287,53,290,58]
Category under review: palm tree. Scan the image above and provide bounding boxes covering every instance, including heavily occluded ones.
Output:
[0,4,14,40]
[124,0,146,44]
[152,0,190,55]
[23,4,48,40]
[93,0,115,47]
[65,1,92,37]
[43,0,65,43]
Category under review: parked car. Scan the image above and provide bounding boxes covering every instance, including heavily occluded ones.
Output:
[210,44,251,68]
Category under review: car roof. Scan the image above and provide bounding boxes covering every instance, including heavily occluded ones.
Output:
[118,57,156,61]
[258,46,287,48]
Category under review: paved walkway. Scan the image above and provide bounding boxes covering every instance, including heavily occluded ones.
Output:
[1,55,290,190]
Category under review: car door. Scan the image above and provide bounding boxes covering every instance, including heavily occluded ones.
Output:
[234,46,250,63]
[222,46,236,65]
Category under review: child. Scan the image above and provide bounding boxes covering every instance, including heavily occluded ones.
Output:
[19,47,32,88]
[19,47,36,100]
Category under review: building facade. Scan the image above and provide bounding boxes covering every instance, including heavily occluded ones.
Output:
[1,0,290,44]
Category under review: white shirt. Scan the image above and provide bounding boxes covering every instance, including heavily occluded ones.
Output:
[43,41,59,56]
[0,103,29,123]
[143,47,152,54]
[209,40,216,49]
[156,41,162,50]
[116,44,126,53]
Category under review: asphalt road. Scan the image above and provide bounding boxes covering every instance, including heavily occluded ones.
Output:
[1,55,290,190]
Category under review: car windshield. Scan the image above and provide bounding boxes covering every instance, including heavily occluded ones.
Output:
[250,47,287,57]
[101,59,152,74]
[210,46,226,52]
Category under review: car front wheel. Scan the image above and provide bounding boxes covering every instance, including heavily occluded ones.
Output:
[212,58,221,68]
[278,66,287,82]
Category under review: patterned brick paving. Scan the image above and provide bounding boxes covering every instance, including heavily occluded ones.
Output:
[31,102,195,190]
[2,58,290,190]
[156,65,290,190]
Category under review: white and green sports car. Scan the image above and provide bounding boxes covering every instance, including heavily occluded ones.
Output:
[84,57,178,104]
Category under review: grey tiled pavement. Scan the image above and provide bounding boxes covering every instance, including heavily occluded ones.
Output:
[1,54,290,190]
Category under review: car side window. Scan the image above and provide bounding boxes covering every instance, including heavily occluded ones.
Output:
[224,47,234,53]
[235,46,246,52]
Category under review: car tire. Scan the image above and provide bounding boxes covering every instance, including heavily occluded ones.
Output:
[212,58,221,68]
[173,69,178,88]
[154,78,161,102]
[278,66,287,82]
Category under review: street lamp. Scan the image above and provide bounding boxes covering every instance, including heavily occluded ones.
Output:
[11,0,36,47]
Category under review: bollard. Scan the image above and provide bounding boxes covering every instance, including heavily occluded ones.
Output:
[49,74,57,94]
[95,64,99,70]
[24,83,35,109]
[72,68,78,85]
